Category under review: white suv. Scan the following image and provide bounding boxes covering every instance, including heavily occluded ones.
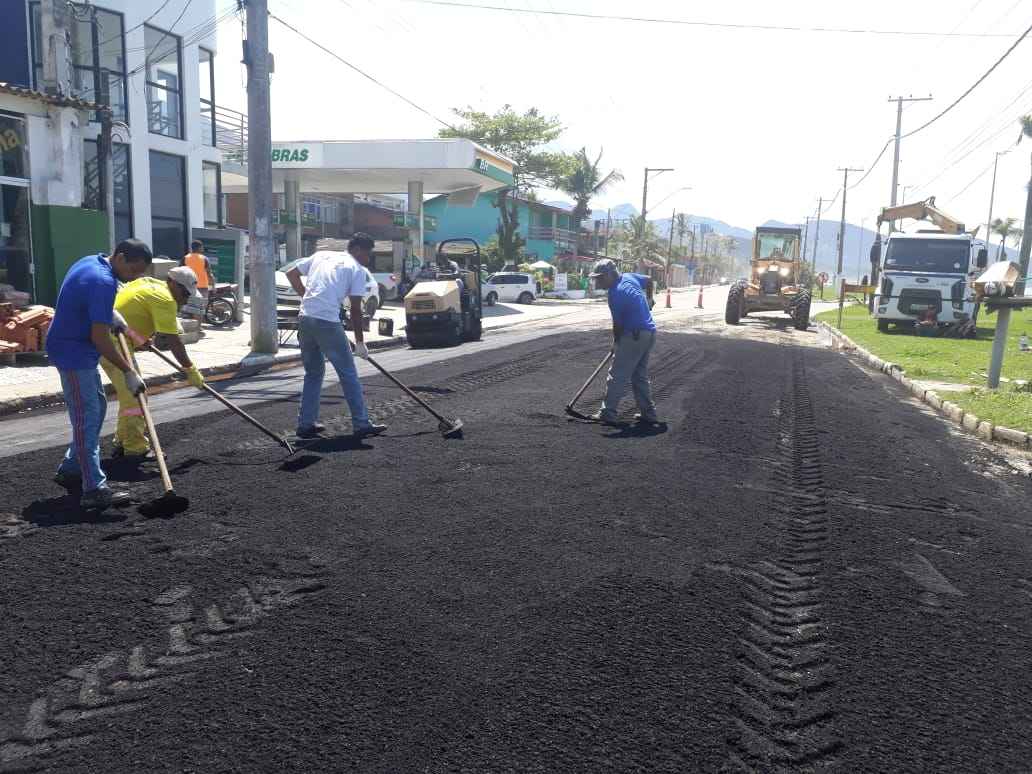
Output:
[483,272,538,306]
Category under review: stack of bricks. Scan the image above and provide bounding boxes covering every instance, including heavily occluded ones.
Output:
[0,304,55,363]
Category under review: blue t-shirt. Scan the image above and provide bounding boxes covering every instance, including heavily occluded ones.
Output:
[46,254,117,371]
[608,273,657,333]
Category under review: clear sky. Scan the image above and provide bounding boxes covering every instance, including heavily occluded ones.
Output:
[214,0,1032,235]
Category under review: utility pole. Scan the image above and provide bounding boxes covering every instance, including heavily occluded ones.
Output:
[985,149,1010,259]
[604,207,611,255]
[640,167,673,234]
[856,217,867,283]
[888,95,933,216]
[800,216,811,272]
[836,168,863,279]
[812,197,823,276]
[245,0,278,357]
[1017,150,1032,297]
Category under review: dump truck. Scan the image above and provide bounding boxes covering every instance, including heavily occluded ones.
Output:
[870,197,987,333]
[725,225,810,330]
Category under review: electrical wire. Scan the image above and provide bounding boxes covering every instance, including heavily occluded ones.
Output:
[403,0,1022,37]
[98,0,176,48]
[267,11,456,131]
[901,20,1032,139]
[948,157,996,199]
[125,4,235,78]
[847,137,894,190]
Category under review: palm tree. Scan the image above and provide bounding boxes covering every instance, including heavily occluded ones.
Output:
[991,217,1018,260]
[556,148,623,250]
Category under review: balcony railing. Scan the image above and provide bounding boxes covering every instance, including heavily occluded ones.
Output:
[528,225,579,244]
[203,104,248,162]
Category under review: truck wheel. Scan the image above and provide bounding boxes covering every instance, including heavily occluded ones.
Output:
[877,319,890,333]
[793,291,811,331]
[725,282,744,325]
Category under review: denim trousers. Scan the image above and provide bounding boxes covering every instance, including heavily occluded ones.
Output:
[601,330,657,418]
[298,315,372,431]
[56,367,108,492]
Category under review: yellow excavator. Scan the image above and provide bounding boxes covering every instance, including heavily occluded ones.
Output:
[876,196,969,235]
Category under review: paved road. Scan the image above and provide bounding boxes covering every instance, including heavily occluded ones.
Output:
[6,305,1028,772]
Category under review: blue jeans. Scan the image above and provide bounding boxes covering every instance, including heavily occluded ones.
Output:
[298,315,372,432]
[56,367,108,492]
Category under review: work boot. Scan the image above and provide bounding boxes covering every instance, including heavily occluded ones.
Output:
[113,446,163,462]
[588,410,622,426]
[80,487,132,510]
[296,422,327,439]
[353,423,387,439]
[53,471,82,490]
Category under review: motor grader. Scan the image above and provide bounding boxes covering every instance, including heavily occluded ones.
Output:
[724,225,810,330]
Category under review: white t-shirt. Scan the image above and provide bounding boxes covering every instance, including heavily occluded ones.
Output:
[294,251,368,323]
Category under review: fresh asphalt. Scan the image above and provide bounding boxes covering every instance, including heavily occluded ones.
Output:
[2,308,1030,772]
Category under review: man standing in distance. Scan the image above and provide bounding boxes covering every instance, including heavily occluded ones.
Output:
[286,233,386,439]
[588,258,659,426]
[181,240,215,318]
[46,240,152,509]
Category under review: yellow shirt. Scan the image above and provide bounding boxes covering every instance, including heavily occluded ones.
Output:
[183,253,210,289]
[115,277,180,340]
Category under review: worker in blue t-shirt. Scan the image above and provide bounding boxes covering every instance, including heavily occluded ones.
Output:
[46,240,153,510]
[588,259,659,425]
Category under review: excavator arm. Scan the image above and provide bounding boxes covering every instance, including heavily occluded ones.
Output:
[876,196,967,235]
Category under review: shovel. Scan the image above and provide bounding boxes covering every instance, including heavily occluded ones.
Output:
[115,332,189,518]
[564,350,614,421]
[145,347,295,455]
[365,353,464,438]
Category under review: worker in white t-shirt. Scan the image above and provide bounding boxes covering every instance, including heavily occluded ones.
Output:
[285,233,387,439]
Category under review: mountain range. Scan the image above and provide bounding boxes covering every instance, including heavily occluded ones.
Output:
[543,200,1015,277]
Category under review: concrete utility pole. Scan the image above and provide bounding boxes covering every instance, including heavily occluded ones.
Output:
[245,0,278,357]
[985,149,1010,260]
[836,168,863,278]
[1017,151,1032,297]
[888,95,933,215]
[640,167,673,234]
[812,197,823,275]
[801,216,811,273]
[40,0,71,96]
[856,217,867,283]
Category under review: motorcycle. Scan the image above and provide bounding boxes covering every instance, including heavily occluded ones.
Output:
[204,283,238,326]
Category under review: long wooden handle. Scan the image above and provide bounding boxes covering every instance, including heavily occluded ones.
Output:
[567,350,613,408]
[365,354,453,425]
[116,332,174,494]
[145,346,293,451]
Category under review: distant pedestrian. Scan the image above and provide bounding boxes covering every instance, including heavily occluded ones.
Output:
[588,258,659,426]
[46,240,152,509]
[285,233,387,439]
[181,240,215,318]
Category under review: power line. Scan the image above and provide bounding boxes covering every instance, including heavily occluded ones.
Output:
[948,158,996,200]
[98,0,176,48]
[847,137,894,190]
[267,11,456,130]
[404,0,1023,37]
[901,20,1032,139]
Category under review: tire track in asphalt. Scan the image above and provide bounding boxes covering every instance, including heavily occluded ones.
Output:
[725,351,841,771]
[0,556,329,772]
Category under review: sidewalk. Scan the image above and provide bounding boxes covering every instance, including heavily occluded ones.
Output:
[0,295,602,415]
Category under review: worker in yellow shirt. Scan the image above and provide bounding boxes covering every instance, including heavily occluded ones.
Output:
[182,240,215,319]
[101,266,206,460]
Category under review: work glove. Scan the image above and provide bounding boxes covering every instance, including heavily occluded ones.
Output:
[185,365,204,389]
[111,310,129,334]
[124,370,146,396]
[354,341,370,360]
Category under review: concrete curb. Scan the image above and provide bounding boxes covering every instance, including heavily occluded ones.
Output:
[0,335,405,418]
[816,321,1031,451]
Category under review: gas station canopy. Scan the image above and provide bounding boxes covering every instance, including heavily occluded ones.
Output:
[221,138,515,198]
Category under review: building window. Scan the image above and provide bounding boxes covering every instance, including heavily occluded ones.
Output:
[199,47,216,146]
[202,161,222,227]
[29,2,128,122]
[149,151,187,259]
[144,26,182,138]
[83,139,133,245]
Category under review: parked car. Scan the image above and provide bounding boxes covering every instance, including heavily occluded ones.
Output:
[372,272,399,302]
[482,272,538,306]
[275,255,380,317]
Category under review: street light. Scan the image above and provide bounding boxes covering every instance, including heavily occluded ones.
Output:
[986,148,1012,260]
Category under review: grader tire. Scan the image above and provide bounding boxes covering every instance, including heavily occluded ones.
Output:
[725,282,745,325]
[792,291,811,331]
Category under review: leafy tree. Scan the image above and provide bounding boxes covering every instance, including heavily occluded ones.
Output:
[991,217,1018,260]
[675,213,691,258]
[556,148,623,250]
[439,105,570,263]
